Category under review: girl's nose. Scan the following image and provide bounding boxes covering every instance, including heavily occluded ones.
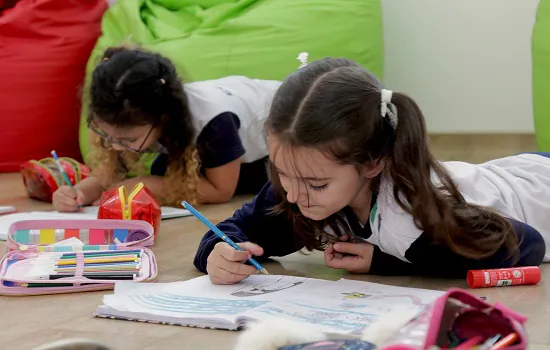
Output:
[286,188,299,203]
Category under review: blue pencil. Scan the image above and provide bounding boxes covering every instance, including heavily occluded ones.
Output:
[182,201,269,275]
[51,150,81,209]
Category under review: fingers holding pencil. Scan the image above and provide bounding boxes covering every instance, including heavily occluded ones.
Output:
[53,186,84,212]
[207,242,265,285]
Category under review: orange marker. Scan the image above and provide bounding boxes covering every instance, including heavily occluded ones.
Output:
[490,332,518,349]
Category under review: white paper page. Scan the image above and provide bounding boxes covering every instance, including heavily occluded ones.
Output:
[102,275,444,335]
[101,276,329,326]
[112,275,324,301]
[0,206,16,215]
[104,278,274,326]
[332,278,444,308]
[138,275,332,301]
[159,206,192,219]
[242,278,443,335]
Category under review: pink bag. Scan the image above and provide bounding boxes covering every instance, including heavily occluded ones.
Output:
[382,288,527,349]
[0,219,158,296]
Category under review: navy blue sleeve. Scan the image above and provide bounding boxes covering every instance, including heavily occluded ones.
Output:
[193,182,300,273]
[369,218,546,277]
[196,112,246,169]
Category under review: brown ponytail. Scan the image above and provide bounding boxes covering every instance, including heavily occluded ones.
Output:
[388,92,518,259]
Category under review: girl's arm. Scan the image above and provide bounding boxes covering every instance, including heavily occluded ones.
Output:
[193,182,299,273]
[198,158,242,204]
[369,218,546,277]
[195,112,250,204]
[74,176,106,206]
[116,176,165,196]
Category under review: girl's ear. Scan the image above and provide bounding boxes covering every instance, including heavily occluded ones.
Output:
[362,159,385,179]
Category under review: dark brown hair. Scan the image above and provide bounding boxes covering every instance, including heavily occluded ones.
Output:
[87,46,199,206]
[266,58,518,260]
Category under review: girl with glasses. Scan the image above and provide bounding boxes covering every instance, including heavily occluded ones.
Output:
[53,47,280,211]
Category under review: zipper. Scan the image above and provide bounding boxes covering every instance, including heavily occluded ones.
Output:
[118,182,145,220]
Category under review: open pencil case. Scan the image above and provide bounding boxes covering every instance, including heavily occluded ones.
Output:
[0,219,157,296]
[380,288,527,349]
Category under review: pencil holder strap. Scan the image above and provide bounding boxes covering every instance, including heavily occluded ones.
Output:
[75,252,85,278]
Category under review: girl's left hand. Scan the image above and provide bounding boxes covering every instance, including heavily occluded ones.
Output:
[324,241,374,273]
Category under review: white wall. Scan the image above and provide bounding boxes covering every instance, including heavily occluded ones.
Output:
[381,0,539,133]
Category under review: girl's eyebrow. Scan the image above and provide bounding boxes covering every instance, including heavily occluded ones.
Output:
[275,166,331,181]
[302,176,332,181]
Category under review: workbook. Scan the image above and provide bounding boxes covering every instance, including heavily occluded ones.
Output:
[94,275,444,335]
[0,206,191,240]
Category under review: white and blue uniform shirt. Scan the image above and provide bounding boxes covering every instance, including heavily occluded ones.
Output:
[194,153,549,276]
[151,76,282,194]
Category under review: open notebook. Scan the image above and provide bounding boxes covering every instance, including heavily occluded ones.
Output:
[0,206,191,240]
[94,275,444,335]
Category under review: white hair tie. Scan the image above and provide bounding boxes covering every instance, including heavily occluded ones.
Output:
[297,52,308,69]
[380,89,398,129]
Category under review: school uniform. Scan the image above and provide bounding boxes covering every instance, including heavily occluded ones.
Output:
[151,76,282,194]
[194,153,549,277]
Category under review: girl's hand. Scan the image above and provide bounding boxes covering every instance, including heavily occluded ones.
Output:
[324,241,374,273]
[52,186,85,212]
[207,241,264,285]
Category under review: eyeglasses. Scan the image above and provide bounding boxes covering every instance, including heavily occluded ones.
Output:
[89,123,155,154]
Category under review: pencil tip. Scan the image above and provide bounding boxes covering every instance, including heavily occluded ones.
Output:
[260,268,269,275]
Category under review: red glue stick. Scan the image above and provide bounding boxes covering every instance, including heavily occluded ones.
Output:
[467,266,541,288]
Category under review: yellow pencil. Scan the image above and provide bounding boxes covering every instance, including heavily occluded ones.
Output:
[56,257,139,266]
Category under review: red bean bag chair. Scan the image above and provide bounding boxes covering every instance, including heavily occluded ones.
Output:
[0,0,107,172]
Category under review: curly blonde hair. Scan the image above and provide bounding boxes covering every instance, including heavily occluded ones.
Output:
[86,133,199,206]
[86,46,200,206]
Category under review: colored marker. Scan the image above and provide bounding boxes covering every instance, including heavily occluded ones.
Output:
[455,335,483,349]
[182,201,269,275]
[20,283,98,288]
[51,150,80,208]
[49,274,136,280]
[490,333,518,349]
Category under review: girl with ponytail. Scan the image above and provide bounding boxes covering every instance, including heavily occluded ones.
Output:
[194,57,548,285]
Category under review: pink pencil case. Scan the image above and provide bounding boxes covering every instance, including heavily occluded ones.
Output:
[381,288,527,349]
[0,219,158,296]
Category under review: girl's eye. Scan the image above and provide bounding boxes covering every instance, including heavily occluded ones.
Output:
[309,184,328,191]
[277,171,286,178]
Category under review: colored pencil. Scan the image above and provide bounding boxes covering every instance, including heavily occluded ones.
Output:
[476,334,501,349]
[51,150,80,208]
[56,257,139,266]
[59,250,142,259]
[182,201,268,275]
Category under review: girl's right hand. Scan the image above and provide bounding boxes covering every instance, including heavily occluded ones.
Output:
[207,241,264,285]
[52,186,85,212]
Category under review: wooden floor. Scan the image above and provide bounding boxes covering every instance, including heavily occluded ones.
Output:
[0,134,549,350]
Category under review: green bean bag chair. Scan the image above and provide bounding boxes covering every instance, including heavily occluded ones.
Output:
[533,0,550,151]
[79,0,384,164]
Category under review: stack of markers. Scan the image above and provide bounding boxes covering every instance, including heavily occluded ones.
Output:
[35,249,143,281]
